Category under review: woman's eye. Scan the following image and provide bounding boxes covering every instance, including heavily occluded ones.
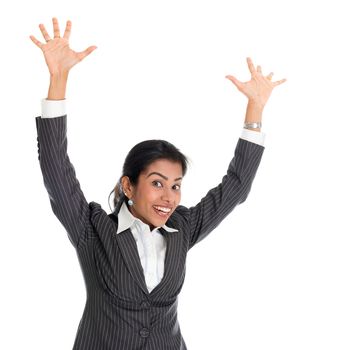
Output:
[173,184,181,191]
[152,181,162,187]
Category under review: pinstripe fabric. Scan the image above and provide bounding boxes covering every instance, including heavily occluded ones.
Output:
[35,115,264,350]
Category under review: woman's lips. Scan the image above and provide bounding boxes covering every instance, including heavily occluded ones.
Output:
[153,206,171,217]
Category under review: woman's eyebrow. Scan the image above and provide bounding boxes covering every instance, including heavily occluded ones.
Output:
[146,172,182,181]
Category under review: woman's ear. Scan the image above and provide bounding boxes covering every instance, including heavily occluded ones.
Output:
[121,176,133,198]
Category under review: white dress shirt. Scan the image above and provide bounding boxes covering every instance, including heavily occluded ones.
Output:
[117,201,178,292]
[39,98,265,292]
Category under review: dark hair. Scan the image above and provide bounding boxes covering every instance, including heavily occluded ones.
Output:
[108,139,189,212]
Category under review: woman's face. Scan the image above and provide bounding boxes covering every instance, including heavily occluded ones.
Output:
[122,159,183,231]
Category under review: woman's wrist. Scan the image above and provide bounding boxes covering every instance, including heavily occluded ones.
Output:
[47,71,69,100]
[244,99,264,131]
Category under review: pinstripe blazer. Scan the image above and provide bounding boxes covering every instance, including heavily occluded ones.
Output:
[35,115,264,350]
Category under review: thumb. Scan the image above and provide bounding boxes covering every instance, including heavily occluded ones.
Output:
[225,75,242,89]
[77,45,97,61]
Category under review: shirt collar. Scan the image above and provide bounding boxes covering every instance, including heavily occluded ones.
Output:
[116,201,178,234]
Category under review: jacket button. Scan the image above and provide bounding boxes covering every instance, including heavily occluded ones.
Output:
[139,327,150,338]
[140,301,150,309]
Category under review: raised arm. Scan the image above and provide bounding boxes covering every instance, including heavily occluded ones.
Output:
[31,18,97,248]
[186,138,264,250]
[186,58,286,249]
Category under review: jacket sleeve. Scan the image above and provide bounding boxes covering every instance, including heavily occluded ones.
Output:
[186,138,264,250]
[35,115,91,249]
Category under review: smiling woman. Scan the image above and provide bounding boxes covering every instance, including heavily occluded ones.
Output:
[31,17,285,350]
[126,160,182,224]
[111,139,188,231]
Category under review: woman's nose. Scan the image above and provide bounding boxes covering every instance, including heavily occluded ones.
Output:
[161,187,174,202]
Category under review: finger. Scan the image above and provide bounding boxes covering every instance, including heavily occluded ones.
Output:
[29,35,44,49]
[225,75,243,89]
[63,20,72,40]
[257,65,262,74]
[246,57,256,75]
[39,23,51,42]
[272,78,287,87]
[52,17,61,38]
[266,72,274,80]
[77,45,98,61]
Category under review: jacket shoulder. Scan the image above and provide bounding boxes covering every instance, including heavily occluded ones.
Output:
[166,204,190,229]
[88,201,117,232]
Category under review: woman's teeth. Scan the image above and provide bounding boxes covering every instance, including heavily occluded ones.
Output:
[153,206,171,216]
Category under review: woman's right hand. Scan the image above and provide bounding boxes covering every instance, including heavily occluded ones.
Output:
[30,17,97,99]
[30,17,97,76]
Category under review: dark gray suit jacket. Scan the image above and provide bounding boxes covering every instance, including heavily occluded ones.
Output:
[35,115,264,350]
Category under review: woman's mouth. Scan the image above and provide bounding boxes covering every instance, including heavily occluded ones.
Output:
[153,205,172,217]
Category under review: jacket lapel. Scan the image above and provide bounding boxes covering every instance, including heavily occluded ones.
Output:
[147,227,181,297]
[115,228,150,295]
[108,208,148,294]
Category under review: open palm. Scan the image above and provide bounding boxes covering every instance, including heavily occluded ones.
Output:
[30,17,97,75]
[226,57,286,108]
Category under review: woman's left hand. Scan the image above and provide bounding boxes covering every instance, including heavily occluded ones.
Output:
[225,57,286,109]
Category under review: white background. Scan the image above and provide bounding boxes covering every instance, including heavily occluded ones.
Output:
[1,0,350,349]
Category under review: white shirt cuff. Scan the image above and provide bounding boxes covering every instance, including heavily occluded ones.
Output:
[240,128,265,146]
[41,98,67,118]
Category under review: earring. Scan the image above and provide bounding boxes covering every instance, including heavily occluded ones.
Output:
[123,189,134,206]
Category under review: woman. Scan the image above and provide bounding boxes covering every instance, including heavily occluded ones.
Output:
[30,17,285,350]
